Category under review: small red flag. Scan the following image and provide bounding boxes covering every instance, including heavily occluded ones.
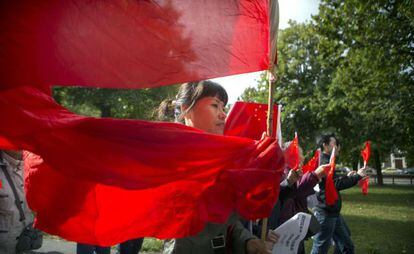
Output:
[283,134,300,171]
[359,141,371,195]
[302,149,320,173]
[325,147,338,206]
[361,141,371,165]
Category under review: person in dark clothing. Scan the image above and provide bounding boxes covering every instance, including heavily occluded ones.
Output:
[268,143,328,254]
[311,134,367,254]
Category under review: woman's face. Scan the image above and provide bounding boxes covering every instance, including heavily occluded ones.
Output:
[183,96,227,135]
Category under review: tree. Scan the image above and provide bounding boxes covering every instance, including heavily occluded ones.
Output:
[53,85,178,119]
[240,0,414,184]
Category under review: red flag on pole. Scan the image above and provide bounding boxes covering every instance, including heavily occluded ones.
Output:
[359,141,371,195]
[283,134,300,171]
[0,0,274,89]
[325,147,338,206]
[302,149,320,173]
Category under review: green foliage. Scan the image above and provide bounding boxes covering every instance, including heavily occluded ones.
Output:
[53,85,178,120]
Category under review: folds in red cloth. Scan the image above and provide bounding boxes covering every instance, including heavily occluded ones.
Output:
[224,102,278,140]
[325,148,338,206]
[0,0,271,89]
[1,86,284,245]
[302,150,320,173]
[283,135,300,171]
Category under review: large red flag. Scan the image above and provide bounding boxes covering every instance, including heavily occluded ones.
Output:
[359,141,371,195]
[302,149,320,173]
[1,86,285,246]
[0,0,275,89]
[0,0,283,246]
[325,148,338,206]
[283,134,300,171]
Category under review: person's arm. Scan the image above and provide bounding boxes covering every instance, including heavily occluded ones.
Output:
[295,164,329,199]
[294,172,319,198]
[231,221,257,254]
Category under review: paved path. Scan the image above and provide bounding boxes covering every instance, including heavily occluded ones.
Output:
[28,239,117,254]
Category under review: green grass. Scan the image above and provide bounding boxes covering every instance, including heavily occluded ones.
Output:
[305,185,414,254]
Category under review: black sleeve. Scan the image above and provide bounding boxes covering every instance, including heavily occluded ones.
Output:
[279,179,295,202]
[334,174,362,191]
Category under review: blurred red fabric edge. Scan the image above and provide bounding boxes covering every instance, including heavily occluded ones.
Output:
[0,0,270,89]
[0,86,284,245]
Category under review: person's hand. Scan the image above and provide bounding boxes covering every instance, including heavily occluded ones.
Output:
[246,239,272,254]
[347,171,357,177]
[357,166,367,178]
[266,230,279,244]
[314,164,329,180]
[286,168,302,185]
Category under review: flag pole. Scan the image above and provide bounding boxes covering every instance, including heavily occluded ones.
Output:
[260,70,276,240]
[260,0,279,241]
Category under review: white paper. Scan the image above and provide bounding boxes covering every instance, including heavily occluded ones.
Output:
[272,212,311,254]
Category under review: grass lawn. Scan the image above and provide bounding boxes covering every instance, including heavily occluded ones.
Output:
[304,185,414,254]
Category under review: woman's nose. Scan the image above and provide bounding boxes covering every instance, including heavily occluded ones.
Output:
[219,109,227,120]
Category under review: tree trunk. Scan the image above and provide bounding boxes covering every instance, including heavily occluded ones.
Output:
[373,146,383,185]
[100,104,112,117]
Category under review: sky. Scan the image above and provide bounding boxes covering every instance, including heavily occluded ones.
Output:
[213,0,320,104]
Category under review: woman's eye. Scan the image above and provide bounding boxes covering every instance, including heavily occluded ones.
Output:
[212,104,218,108]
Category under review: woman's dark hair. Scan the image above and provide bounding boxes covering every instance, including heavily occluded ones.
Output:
[157,80,228,122]
[317,133,340,150]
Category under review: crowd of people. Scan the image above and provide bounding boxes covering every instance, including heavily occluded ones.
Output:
[0,80,367,254]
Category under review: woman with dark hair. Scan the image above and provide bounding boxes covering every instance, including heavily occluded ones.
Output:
[158,80,278,254]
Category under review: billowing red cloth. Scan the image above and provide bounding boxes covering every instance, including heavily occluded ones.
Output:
[0,0,272,89]
[359,141,371,195]
[325,149,338,206]
[1,86,284,245]
[283,135,300,171]
[302,150,320,173]
[224,102,278,140]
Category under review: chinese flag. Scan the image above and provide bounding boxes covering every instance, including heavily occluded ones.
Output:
[302,150,320,173]
[359,141,371,195]
[283,135,300,171]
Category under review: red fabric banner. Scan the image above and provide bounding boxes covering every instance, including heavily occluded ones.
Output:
[1,86,284,245]
[302,150,320,173]
[224,102,278,140]
[283,135,300,171]
[0,0,271,89]
[325,148,338,206]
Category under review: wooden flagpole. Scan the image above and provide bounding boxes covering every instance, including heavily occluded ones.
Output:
[260,70,276,240]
